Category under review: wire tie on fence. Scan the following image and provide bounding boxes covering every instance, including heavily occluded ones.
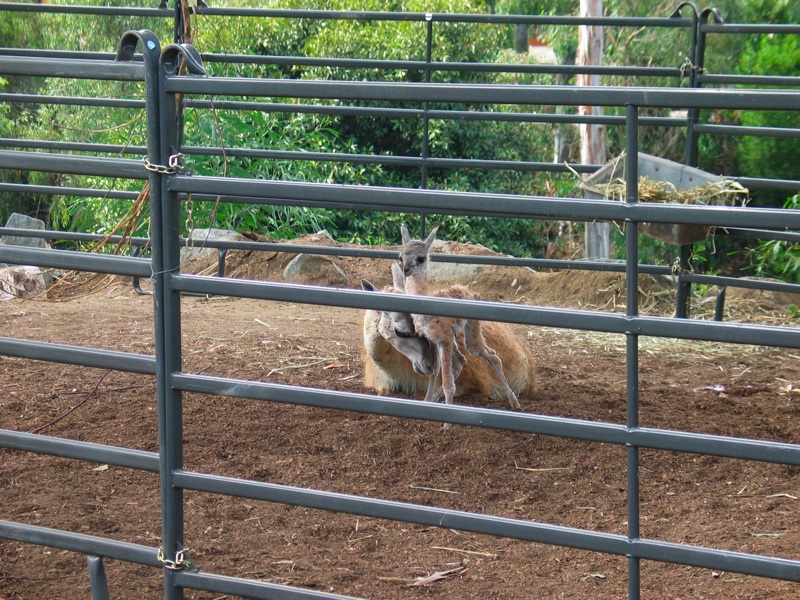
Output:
[185,193,195,251]
[157,545,193,571]
[678,57,704,78]
[670,257,692,276]
[143,153,185,175]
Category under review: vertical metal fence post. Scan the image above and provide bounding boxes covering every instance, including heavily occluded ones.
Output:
[677,6,721,319]
[677,1,701,168]
[675,2,700,320]
[419,13,434,239]
[156,44,191,600]
[87,556,110,600]
[116,27,172,595]
[625,104,641,600]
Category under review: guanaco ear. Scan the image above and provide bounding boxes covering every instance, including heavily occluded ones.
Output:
[390,262,405,292]
[400,224,411,245]
[361,279,378,292]
[423,226,438,250]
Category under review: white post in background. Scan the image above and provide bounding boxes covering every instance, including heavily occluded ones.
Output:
[578,0,610,258]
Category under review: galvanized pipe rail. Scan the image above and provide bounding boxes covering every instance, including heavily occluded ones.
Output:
[0,8,798,599]
[1,4,797,304]
[155,39,800,599]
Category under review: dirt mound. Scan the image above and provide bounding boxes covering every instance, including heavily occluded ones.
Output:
[181,232,670,312]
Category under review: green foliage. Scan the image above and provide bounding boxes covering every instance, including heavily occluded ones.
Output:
[327,210,554,257]
[738,195,800,284]
[180,106,382,237]
[2,0,797,267]
[735,34,800,207]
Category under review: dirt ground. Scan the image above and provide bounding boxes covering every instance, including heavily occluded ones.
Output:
[1,234,800,599]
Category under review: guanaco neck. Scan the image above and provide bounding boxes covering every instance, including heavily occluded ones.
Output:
[404,272,429,296]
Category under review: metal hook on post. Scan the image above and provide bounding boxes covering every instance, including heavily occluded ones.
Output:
[701,6,724,24]
[116,29,161,67]
[668,1,699,19]
[160,43,208,78]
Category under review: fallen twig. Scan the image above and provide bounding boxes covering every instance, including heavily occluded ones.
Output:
[432,546,498,559]
[266,358,336,377]
[31,371,114,434]
[407,566,466,587]
[409,484,459,494]
[514,461,570,472]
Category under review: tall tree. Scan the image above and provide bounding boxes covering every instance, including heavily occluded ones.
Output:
[577,0,609,258]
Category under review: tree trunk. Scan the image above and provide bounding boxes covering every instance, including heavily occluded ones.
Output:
[514,24,529,54]
[577,0,609,259]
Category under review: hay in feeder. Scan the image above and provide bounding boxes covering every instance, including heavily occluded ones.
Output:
[588,176,749,207]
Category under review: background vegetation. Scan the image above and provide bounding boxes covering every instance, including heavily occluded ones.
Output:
[0,0,797,281]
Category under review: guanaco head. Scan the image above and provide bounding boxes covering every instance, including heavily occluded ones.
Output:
[399,224,438,279]
[361,273,435,377]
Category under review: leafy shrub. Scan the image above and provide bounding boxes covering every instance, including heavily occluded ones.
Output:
[739,195,800,284]
[736,34,800,207]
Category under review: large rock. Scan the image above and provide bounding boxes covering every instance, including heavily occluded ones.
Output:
[0,213,52,285]
[428,239,485,282]
[1,213,50,251]
[283,253,348,287]
[180,228,243,262]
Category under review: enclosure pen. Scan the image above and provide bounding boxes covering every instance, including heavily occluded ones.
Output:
[0,3,799,600]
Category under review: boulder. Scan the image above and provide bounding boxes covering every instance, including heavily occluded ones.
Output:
[283,253,348,287]
[428,239,485,282]
[180,228,243,262]
[1,213,50,250]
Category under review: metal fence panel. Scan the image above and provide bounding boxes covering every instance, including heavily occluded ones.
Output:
[0,7,798,599]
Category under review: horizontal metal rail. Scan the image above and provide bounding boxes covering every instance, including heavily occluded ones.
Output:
[733,176,800,192]
[702,23,800,35]
[0,521,160,568]
[0,54,144,81]
[199,52,685,78]
[0,138,147,156]
[182,98,685,127]
[699,73,800,87]
[682,272,800,295]
[167,175,799,229]
[169,275,800,349]
[0,226,148,246]
[0,2,167,18]
[178,145,594,173]
[191,7,692,28]
[0,185,139,200]
[0,429,159,472]
[176,571,362,600]
[174,470,800,581]
[166,78,800,112]
[0,92,145,108]
[0,49,123,61]
[172,372,800,465]
[0,245,152,277]
[693,123,800,139]
[0,149,148,179]
[0,337,156,374]
[9,222,794,302]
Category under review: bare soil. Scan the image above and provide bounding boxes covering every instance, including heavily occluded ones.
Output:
[1,235,800,599]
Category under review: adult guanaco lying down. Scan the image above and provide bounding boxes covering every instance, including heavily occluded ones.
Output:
[362,244,536,407]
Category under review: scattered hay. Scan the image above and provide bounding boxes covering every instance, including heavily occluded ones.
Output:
[534,326,776,359]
